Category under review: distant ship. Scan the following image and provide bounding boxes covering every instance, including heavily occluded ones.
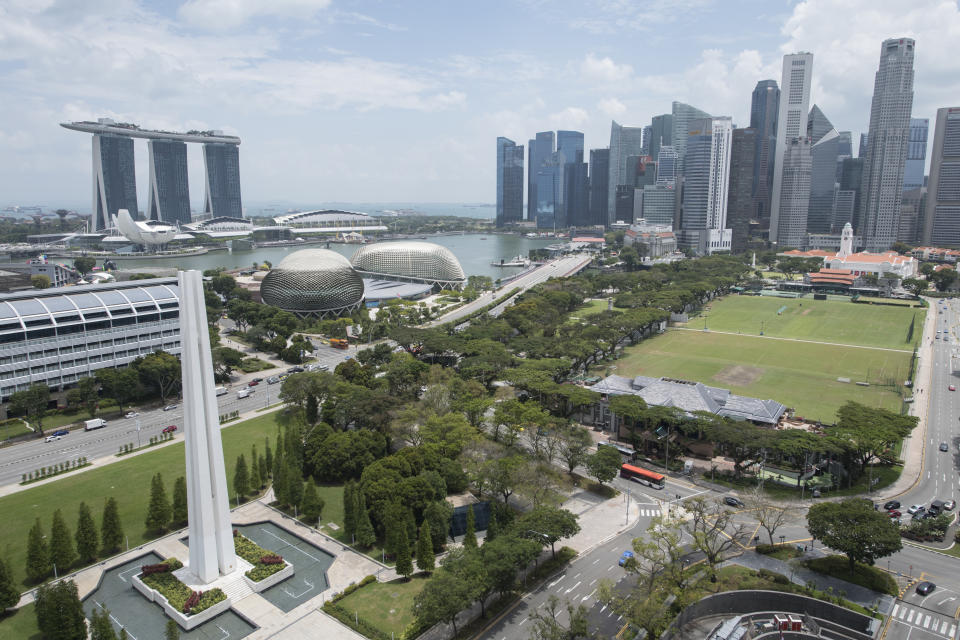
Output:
[525,232,538,238]
[491,255,530,267]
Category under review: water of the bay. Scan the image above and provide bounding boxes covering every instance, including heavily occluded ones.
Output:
[101,233,557,279]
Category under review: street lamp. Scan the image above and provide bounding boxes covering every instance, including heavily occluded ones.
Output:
[779,535,785,547]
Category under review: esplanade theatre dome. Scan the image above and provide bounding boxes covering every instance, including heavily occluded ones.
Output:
[351,241,466,288]
[260,249,364,317]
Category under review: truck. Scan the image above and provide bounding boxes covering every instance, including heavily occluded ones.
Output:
[84,418,107,431]
[237,388,252,399]
[215,386,228,397]
[330,338,349,350]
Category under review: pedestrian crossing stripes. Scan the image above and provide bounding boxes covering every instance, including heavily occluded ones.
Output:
[639,508,661,517]
[890,604,956,638]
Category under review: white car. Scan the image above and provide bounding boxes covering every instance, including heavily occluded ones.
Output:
[907,504,924,514]
[44,435,61,443]
[124,412,139,419]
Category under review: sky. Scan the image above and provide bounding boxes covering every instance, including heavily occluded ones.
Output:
[1,0,959,212]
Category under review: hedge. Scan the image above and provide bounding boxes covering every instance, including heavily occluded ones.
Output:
[140,559,225,615]
[330,574,377,603]
[234,532,286,582]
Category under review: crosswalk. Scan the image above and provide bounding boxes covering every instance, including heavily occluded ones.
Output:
[639,508,661,517]
[891,604,957,638]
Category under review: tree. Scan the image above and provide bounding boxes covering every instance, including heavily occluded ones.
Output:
[285,461,304,510]
[558,426,593,474]
[26,519,50,584]
[826,402,917,474]
[585,446,621,486]
[234,454,250,499]
[342,481,357,542]
[463,505,477,548]
[902,277,929,297]
[34,580,87,640]
[424,500,454,552]
[145,473,172,533]
[165,619,181,640]
[807,498,902,572]
[416,520,435,572]
[77,376,100,418]
[515,507,581,559]
[0,556,19,611]
[48,509,76,573]
[74,256,96,275]
[395,525,414,578]
[528,594,593,640]
[95,368,140,414]
[301,478,325,523]
[90,606,118,640]
[413,567,473,635]
[744,487,791,545]
[171,476,188,527]
[485,455,526,503]
[683,497,748,578]
[31,274,51,289]
[101,497,124,554]
[355,492,376,547]
[9,383,51,435]
[625,516,688,594]
[75,501,99,564]
[135,350,182,401]
[932,267,960,292]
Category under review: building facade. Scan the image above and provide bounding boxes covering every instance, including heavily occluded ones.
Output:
[859,38,916,251]
[679,117,733,254]
[769,52,814,245]
[807,117,842,234]
[607,121,645,225]
[750,79,780,232]
[924,107,960,246]
[648,113,673,164]
[670,101,711,172]
[776,136,813,249]
[727,127,757,254]
[496,137,524,227]
[588,148,610,227]
[92,134,138,231]
[147,139,191,225]
[527,132,555,222]
[203,143,243,219]
[905,118,929,192]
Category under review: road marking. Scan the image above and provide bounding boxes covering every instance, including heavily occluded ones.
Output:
[908,609,915,622]
[118,566,142,583]
[893,604,900,617]
[941,620,950,634]
[938,597,955,606]
[548,577,563,588]
[589,579,597,586]
[574,573,581,579]
[948,624,955,636]
[600,605,606,613]
[519,617,528,626]
[592,559,600,565]
[925,615,932,628]
[607,566,614,572]
[565,581,581,594]
[582,589,596,602]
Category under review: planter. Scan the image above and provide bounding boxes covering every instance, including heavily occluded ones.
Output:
[132,574,232,630]
[243,561,294,592]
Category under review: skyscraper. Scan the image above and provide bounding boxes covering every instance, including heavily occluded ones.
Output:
[859,38,915,251]
[649,114,673,164]
[588,149,610,227]
[806,105,833,144]
[656,146,679,185]
[203,142,243,218]
[807,128,841,234]
[837,157,864,230]
[638,184,678,228]
[727,128,757,253]
[566,161,590,227]
[923,107,960,246]
[641,125,653,156]
[536,152,566,229]
[769,52,814,245]
[92,134,138,231]
[904,117,929,192]
[670,101,711,171]
[607,121,645,225]
[557,130,584,164]
[147,139,191,225]
[679,117,733,254]
[527,132,555,221]
[496,137,524,227]
[776,137,813,249]
[750,80,780,229]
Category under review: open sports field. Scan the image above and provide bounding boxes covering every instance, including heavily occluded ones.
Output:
[610,328,911,423]
[682,294,925,350]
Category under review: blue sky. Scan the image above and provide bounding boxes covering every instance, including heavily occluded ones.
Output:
[0,0,958,211]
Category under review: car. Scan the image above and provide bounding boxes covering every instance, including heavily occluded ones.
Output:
[44,435,61,443]
[724,496,744,507]
[951,385,957,391]
[618,550,635,567]
[163,404,178,411]
[266,376,280,384]
[251,377,263,383]
[248,380,259,387]
[945,500,956,511]
[162,425,177,434]
[888,510,901,518]
[941,442,950,452]
[916,581,937,596]
[287,366,304,374]
[884,500,901,510]
[124,411,140,419]
[907,504,924,514]
[52,429,69,437]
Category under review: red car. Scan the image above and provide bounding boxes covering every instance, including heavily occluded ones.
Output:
[162,425,178,434]
[888,510,901,518]
[248,380,260,387]
[950,385,956,391]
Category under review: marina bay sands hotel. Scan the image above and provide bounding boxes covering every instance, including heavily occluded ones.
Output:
[60,118,242,230]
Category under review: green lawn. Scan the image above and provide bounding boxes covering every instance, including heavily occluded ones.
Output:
[566,299,610,323]
[0,603,39,640]
[685,295,924,350]
[0,412,283,589]
[606,329,911,422]
[337,575,429,637]
[0,419,31,441]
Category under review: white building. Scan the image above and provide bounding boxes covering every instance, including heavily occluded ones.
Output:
[782,223,918,278]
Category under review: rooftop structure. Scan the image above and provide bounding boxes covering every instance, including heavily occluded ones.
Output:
[351,241,466,289]
[272,210,387,233]
[61,119,241,144]
[115,209,178,246]
[259,249,364,317]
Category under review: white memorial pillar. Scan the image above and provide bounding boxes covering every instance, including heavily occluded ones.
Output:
[179,270,237,582]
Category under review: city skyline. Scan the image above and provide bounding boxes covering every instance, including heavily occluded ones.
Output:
[2,1,960,210]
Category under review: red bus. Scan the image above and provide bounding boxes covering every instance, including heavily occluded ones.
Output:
[620,463,665,489]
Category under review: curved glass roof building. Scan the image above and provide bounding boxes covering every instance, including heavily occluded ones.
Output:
[260,249,364,317]
[350,241,466,289]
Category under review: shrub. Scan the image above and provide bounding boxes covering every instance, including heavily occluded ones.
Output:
[183,590,201,613]
[260,554,284,565]
[755,544,777,555]
[141,563,172,576]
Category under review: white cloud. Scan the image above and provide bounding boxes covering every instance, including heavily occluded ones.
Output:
[579,53,632,83]
[548,107,590,129]
[597,97,627,117]
[178,0,332,29]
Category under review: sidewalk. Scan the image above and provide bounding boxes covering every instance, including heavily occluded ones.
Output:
[561,487,643,555]
[878,298,934,500]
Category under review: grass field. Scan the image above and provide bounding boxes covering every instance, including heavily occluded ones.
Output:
[566,299,609,323]
[337,575,429,637]
[607,294,920,422]
[0,603,38,640]
[0,412,283,589]
[0,419,31,441]
[684,295,924,350]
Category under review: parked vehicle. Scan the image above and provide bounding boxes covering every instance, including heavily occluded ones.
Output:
[907,504,924,514]
[929,500,946,516]
[884,500,900,510]
[84,418,107,431]
[888,510,901,518]
[944,500,956,511]
[724,496,744,507]
[266,376,280,384]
